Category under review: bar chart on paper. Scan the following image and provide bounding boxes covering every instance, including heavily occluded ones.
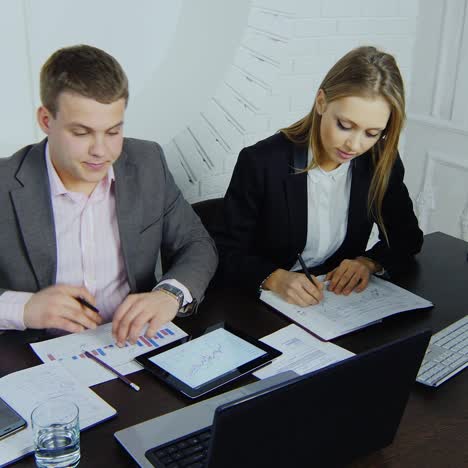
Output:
[45,327,177,362]
[31,323,187,387]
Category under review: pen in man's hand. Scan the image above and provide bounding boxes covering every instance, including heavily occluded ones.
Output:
[76,296,100,314]
[84,351,140,392]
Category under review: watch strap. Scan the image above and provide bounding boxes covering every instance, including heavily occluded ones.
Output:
[154,283,184,309]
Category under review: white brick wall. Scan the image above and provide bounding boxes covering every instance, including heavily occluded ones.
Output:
[321,1,359,17]
[166,0,421,203]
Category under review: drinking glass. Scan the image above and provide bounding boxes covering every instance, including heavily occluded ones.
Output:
[31,399,80,468]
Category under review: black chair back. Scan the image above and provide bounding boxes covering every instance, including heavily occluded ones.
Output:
[191,197,223,235]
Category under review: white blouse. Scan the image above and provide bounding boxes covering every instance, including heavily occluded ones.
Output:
[290,148,352,271]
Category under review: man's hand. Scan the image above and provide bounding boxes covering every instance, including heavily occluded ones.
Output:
[325,257,380,295]
[112,291,180,346]
[24,285,102,333]
[263,269,324,307]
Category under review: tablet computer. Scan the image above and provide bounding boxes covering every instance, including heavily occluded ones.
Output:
[136,324,282,398]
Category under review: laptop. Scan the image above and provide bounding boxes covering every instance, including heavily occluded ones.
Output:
[115,330,431,468]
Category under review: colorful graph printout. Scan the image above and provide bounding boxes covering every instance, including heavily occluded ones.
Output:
[31,322,187,387]
[44,327,176,362]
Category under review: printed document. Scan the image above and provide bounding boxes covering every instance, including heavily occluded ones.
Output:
[0,362,116,467]
[261,276,432,340]
[253,324,354,379]
[30,322,187,387]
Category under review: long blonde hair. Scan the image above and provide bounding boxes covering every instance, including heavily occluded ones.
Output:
[281,46,405,244]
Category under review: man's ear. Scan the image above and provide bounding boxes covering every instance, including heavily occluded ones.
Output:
[315,89,327,115]
[37,106,53,134]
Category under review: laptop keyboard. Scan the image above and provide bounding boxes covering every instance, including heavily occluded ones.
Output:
[145,427,212,467]
[416,315,468,387]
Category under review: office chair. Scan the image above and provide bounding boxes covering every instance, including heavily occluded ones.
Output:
[191,197,223,235]
[160,197,223,274]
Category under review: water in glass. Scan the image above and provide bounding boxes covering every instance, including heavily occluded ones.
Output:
[34,423,80,467]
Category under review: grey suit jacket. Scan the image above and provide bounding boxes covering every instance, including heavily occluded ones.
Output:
[0,138,217,305]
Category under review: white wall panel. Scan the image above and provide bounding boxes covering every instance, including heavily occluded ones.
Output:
[0,1,36,156]
[416,150,468,238]
[0,0,250,155]
[25,0,182,106]
[405,118,468,241]
[405,0,468,241]
[451,7,468,125]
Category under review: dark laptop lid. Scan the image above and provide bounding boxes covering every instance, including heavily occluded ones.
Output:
[207,330,431,468]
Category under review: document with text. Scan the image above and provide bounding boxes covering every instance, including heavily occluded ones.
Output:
[253,324,354,379]
[260,276,433,340]
[0,362,116,467]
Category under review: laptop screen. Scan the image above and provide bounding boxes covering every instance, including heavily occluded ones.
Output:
[208,330,432,467]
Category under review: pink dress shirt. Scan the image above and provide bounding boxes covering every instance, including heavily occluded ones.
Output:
[0,145,191,330]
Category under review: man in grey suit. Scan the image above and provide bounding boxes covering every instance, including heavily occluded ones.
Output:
[0,45,217,346]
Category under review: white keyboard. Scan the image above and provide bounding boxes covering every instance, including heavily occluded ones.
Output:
[417,315,468,387]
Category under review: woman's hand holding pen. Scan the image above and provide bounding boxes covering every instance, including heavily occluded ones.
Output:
[263,269,324,307]
[326,257,380,295]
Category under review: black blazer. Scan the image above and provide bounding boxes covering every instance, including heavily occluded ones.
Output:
[214,132,423,292]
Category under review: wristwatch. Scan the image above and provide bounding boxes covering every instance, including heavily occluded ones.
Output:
[154,283,184,310]
[154,283,197,316]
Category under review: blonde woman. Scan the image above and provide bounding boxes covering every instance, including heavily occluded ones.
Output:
[214,46,423,306]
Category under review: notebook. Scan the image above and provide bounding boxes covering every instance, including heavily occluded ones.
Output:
[115,330,430,468]
[261,275,433,340]
[0,362,116,467]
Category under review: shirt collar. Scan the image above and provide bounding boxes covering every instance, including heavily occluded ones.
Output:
[307,146,350,182]
[45,142,115,200]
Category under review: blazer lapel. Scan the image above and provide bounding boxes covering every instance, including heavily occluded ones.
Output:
[284,144,308,258]
[10,140,57,289]
[346,156,371,239]
[114,150,141,292]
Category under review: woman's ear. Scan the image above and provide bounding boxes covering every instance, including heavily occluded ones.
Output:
[315,89,327,115]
